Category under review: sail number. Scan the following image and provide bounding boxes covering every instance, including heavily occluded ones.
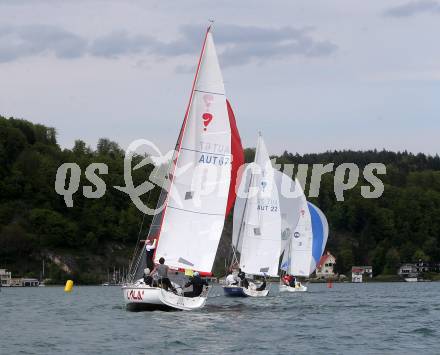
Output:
[127,290,144,301]
[257,205,278,212]
[198,154,231,166]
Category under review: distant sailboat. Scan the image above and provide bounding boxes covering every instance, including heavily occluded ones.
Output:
[223,133,281,297]
[123,26,244,311]
[279,182,329,293]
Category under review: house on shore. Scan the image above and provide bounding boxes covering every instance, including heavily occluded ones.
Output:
[414,260,439,273]
[9,278,40,287]
[1,270,40,287]
[316,252,337,279]
[0,269,12,286]
[352,266,373,283]
[398,263,418,278]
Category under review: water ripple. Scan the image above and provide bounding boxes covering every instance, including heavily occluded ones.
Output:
[1,283,440,354]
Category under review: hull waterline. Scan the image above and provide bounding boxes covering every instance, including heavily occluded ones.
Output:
[279,284,308,293]
[222,285,248,297]
[222,285,269,297]
[122,283,209,311]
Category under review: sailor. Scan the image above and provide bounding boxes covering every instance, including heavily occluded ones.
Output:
[143,268,154,287]
[183,272,208,298]
[282,274,295,287]
[237,268,249,288]
[255,278,266,291]
[151,257,176,293]
[290,276,296,287]
[145,238,157,271]
[226,273,238,286]
[282,274,291,286]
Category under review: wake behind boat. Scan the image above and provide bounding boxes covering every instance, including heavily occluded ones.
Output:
[123,26,244,311]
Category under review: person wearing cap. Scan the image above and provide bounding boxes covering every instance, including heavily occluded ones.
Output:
[183,271,208,298]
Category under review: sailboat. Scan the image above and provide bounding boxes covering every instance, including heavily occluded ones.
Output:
[122,26,244,311]
[223,133,281,297]
[279,182,329,293]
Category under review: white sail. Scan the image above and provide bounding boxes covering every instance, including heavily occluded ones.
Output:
[280,181,314,277]
[233,169,303,254]
[154,30,232,273]
[237,135,282,277]
[281,199,330,276]
[275,170,303,252]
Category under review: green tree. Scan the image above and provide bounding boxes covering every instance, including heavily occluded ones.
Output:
[384,248,400,274]
[29,209,78,247]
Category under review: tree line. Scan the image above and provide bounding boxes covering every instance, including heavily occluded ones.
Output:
[1,115,439,281]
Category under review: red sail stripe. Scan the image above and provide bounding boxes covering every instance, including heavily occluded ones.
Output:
[176,101,243,275]
[225,99,244,217]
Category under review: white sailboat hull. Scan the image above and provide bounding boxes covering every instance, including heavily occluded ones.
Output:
[222,283,269,297]
[243,287,269,297]
[404,277,418,282]
[122,281,209,311]
[279,284,308,292]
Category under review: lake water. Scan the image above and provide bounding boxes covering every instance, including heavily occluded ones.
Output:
[1,282,439,354]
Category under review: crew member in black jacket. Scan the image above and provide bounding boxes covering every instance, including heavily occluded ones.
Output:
[184,272,208,297]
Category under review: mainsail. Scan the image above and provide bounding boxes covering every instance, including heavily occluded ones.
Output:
[232,170,302,255]
[281,196,329,276]
[234,134,282,277]
[151,27,243,274]
[274,170,303,252]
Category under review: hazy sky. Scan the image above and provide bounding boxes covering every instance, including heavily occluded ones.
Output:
[1,0,439,155]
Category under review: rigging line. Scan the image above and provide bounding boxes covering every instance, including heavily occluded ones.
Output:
[193,89,224,96]
[167,205,224,216]
[127,156,163,281]
[180,147,232,157]
[131,153,174,280]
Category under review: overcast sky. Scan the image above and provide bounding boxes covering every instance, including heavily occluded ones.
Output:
[0,0,439,155]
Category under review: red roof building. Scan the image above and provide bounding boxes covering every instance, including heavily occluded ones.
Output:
[316,251,336,278]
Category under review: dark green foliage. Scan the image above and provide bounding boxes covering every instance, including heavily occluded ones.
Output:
[0,115,154,280]
[1,115,440,279]
[277,149,440,275]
